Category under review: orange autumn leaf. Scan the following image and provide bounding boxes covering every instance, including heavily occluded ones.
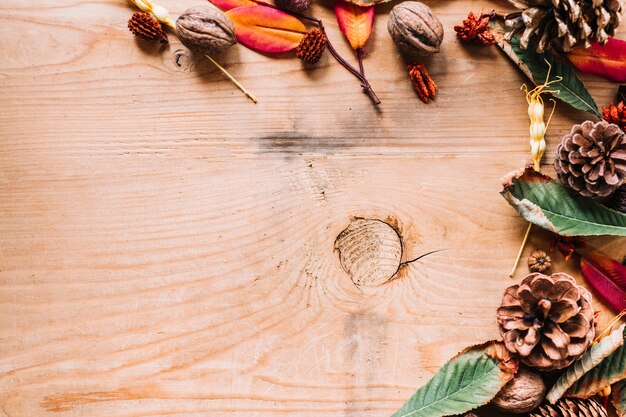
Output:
[209,0,258,11]
[568,38,626,83]
[334,0,374,50]
[226,5,306,53]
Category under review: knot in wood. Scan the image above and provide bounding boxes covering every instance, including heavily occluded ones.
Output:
[335,218,402,287]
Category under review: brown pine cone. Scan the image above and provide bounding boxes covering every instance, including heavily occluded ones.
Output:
[530,398,607,417]
[554,120,626,198]
[497,272,595,371]
[505,0,623,53]
[295,30,327,64]
[128,12,168,43]
[603,102,626,132]
[454,11,496,46]
[408,63,437,103]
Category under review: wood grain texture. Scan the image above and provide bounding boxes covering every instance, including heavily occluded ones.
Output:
[0,0,625,416]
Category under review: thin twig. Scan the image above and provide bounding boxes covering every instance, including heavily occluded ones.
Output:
[204,55,257,103]
[509,223,532,277]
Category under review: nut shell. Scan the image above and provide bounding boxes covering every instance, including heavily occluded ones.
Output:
[387,2,444,57]
[492,367,546,413]
[176,5,236,55]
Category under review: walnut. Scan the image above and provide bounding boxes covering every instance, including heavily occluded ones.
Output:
[176,5,236,55]
[387,1,444,57]
[491,367,547,414]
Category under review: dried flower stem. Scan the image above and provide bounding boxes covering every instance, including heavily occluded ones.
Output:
[255,1,380,105]
[205,55,258,103]
[509,223,531,277]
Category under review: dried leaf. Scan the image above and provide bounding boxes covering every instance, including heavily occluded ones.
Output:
[507,35,602,117]
[208,0,258,11]
[500,166,626,236]
[391,341,518,417]
[566,325,626,399]
[568,38,626,83]
[546,324,625,403]
[613,380,626,417]
[225,5,306,53]
[581,252,626,313]
[334,0,374,50]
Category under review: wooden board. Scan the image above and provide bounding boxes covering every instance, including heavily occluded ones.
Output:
[1,0,624,416]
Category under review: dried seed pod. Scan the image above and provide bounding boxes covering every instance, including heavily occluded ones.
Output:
[408,62,437,103]
[491,367,546,413]
[388,1,444,57]
[296,30,327,64]
[528,250,551,273]
[128,12,168,43]
[176,5,237,55]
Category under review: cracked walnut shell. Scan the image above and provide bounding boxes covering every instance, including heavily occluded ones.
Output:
[176,5,236,55]
[388,2,444,57]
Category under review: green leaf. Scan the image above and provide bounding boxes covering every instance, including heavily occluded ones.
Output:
[391,342,518,417]
[508,35,601,117]
[546,324,625,403]
[566,326,626,398]
[613,380,626,417]
[501,166,626,236]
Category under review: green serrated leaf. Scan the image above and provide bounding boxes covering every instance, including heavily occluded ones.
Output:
[613,380,626,417]
[546,324,625,403]
[508,36,601,117]
[391,344,515,417]
[501,167,626,236]
[566,326,626,398]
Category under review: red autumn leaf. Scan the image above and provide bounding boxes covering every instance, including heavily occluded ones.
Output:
[225,5,306,53]
[568,38,626,83]
[334,0,374,50]
[580,251,626,313]
[208,0,258,11]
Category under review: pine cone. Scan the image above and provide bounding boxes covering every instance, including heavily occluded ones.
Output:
[530,398,607,417]
[505,0,624,53]
[603,101,626,132]
[296,30,327,64]
[128,12,168,43]
[454,11,497,46]
[497,272,595,371]
[554,120,626,198]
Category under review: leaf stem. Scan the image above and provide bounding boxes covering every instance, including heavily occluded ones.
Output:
[357,47,365,76]
[204,55,258,103]
[254,1,380,105]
